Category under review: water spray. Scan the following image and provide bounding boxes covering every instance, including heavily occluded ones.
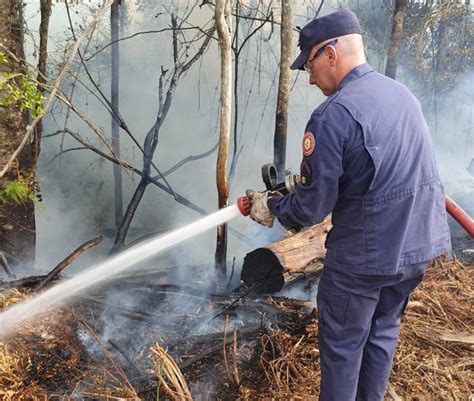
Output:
[0,204,242,338]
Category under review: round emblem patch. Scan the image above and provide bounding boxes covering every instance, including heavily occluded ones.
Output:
[302,131,316,157]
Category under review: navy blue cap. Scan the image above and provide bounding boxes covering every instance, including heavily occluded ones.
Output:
[291,10,362,70]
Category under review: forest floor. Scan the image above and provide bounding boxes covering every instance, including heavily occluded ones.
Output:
[0,254,472,400]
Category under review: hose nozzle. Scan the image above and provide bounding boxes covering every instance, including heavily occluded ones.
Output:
[237,196,251,216]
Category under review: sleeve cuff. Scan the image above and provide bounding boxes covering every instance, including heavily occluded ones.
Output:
[267,196,279,214]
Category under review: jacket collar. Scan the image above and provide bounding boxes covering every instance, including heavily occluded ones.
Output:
[338,63,374,91]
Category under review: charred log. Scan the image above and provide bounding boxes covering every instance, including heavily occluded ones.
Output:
[241,220,330,293]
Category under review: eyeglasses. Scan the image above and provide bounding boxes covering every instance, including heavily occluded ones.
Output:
[304,39,338,73]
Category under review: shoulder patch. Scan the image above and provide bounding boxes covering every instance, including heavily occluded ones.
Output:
[302,131,316,157]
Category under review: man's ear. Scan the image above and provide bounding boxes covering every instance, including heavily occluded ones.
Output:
[326,45,337,66]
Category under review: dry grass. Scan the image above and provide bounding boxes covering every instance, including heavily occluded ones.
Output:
[258,321,320,400]
[0,343,47,400]
[392,257,473,400]
[0,290,139,400]
[0,288,48,399]
[0,288,29,308]
[77,368,141,400]
[150,343,193,401]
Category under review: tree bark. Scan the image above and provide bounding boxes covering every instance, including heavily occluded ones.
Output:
[385,0,408,79]
[240,219,331,293]
[229,0,240,185]
[33,0,52,158]
[111,0,123,229]
[215,0,233,273]
[273,0,293,180]
[0,0,36,269]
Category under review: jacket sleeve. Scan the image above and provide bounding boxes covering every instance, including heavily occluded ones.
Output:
[268,106,348,229]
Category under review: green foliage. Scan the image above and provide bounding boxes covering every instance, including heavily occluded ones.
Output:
[0,180,35,208]
[402,0,473,93]
[0,53,44,118]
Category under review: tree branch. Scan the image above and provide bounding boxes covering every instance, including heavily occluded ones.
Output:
[0,0,115,179]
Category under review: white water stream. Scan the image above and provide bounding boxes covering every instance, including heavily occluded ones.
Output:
[0,204,242,339]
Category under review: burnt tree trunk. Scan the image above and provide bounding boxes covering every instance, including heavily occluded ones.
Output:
[385,0,408,79]
[273,0,293,180]
[33,0,52,158]
[0,0,36,270]
[111,0,123,229]
[241,220,331,293]
[215,0,233,274]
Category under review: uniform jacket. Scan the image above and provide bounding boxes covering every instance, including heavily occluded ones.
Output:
[268,64,451,275]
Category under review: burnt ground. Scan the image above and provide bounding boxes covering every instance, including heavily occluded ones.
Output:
[0,253,472,400]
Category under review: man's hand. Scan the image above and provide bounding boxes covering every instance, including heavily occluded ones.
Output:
[245,189,278,228]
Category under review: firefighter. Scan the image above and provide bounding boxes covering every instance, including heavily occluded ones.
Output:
[245,9,451,401]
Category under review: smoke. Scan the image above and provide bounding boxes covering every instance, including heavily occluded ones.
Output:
[25,0,329,268]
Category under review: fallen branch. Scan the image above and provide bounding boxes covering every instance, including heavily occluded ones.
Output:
[35,236,102,291]
[0,275,47,291]
[433,330,474,345]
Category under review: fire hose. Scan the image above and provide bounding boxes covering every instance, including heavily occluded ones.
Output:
[238,163,474,238]
[445,195,474,237]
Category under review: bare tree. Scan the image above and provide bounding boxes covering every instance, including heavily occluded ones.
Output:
[273,0,293,180]
[385,0,408,79]
[111,15,216,253]
[33,0,52,157]
[214,0,233,273]
[111,0,123,229]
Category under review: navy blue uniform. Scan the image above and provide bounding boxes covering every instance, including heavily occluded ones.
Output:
[268,64,451,400]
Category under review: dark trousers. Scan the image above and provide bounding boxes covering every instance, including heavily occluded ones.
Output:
[317,262,426,401]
